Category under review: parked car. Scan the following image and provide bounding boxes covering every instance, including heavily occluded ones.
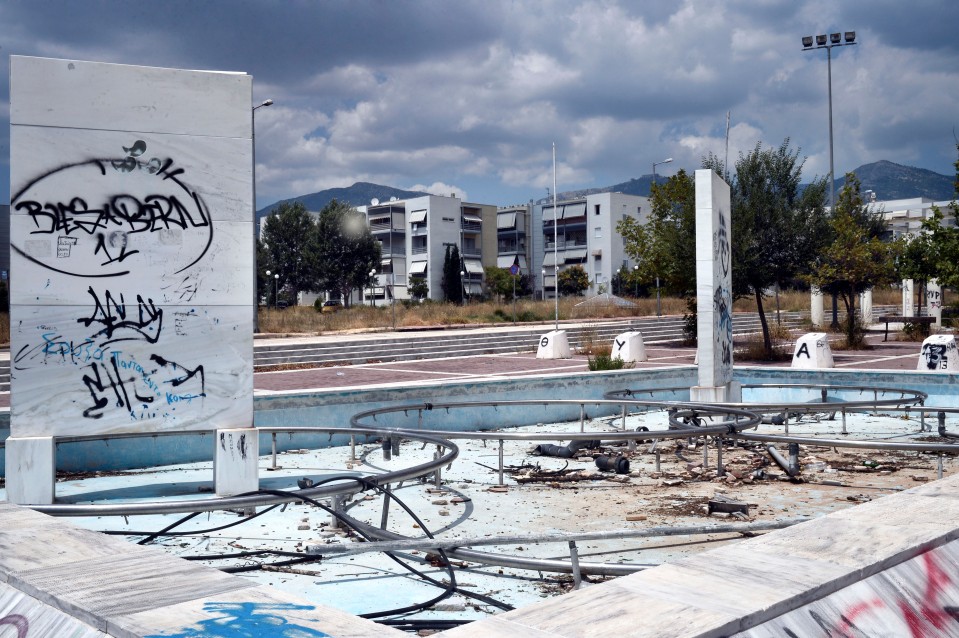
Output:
[321,299,342,313]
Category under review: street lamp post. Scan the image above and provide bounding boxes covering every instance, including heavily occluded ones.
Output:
[460,270,467,306]
[633,265,639,298]
[252,98,273,333]
[802,30,857,329]
[652,157,673,187]
[273,273,279,309]
[656,276,661,317]
[369,269,377,307]
[265,269,271,307]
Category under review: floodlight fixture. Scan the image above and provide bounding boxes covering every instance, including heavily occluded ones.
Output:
[816,34,827,46]
[830,32,841,44]
[844,31,856,43]
[802,36,813,47]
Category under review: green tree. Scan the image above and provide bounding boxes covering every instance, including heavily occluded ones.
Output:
[408,277,429,301]
[809,174,901,346]
[484,266,529,301]
[618,169,697,337]
[441,244,463,303]
[910,142,959,291]
[258,202,321,304]
[314,199,381,307]
[708,140,830,358]
[558,265,589,296]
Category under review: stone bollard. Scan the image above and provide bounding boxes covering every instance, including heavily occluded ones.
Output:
[611,331,647,363]
[791,333,834,369]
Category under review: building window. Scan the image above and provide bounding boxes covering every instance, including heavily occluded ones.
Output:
[594,204,601,216]
[595,227,602,238]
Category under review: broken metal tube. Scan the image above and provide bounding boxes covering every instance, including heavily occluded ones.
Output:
[766,444,798,477]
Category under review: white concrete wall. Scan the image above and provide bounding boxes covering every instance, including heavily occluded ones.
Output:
[9,57,254,438]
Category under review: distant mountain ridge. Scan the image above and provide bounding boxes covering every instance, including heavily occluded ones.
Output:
[548,160,954,203]
[256,182,428,222]
[259,161,953,217]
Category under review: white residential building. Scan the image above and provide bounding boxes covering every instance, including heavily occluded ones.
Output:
[533,192,650,298]
[359,194,496,303]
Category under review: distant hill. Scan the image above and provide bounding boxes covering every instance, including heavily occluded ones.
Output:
[256,182,428,222]
[839,160,954,201]
[548,160,953,203]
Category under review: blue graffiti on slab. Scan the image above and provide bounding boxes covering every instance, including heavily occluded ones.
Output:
[145,602,330,638]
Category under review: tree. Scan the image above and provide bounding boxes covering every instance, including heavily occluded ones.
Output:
[708,140,830,358]
[409,277,429,301]
[441,244,463,303]
[907,142,959,291]
[558,265,589,296]
[808,174,901,346]
[314,199,381,306]
[617,169,697,338]
[484,266,530,301]
[258,202,321,304]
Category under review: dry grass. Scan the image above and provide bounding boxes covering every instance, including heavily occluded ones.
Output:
[258,296,683,335]
[0,287,912,345]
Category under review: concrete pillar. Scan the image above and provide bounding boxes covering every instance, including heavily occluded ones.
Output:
[690,169,733,403]
[5,436,56,505]
[918,335,958,372]
[811,287,824,328]
[612,331,647,363]
[859,289,873,326]
[902,279,915,317]
[927,280,942,327]
[791,333,834,369]
[214,428,260,497]
[536,330,570,359]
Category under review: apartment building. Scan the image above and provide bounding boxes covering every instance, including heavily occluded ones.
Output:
[360,194,496,302]
[532,192,650,298]
[495,202,532,276]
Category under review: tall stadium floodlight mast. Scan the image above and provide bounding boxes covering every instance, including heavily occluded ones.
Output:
[801,32,857,213]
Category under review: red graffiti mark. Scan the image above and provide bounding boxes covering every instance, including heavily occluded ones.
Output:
[836,597,885,632]
[0,614,29,638]
[898,551,953,637]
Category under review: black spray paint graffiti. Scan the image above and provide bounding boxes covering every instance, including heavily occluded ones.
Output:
[920,343,949,370]
[81,352,205,421]
[713,209,733,377]
[76,286,163,346]
[0,614,29,638]
[11,141,213,278]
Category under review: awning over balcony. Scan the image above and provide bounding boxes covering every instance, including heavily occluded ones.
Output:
[497,212,516,229]
[464,259,484,275]
[409,209,427,224]
[563,202,586,218]
[564,248,588,263]
[543,251,557,267]
[409,261,428,275]
[497,255,528,269]
[462,213,482,223]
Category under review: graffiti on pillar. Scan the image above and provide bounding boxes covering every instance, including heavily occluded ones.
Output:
[929,288,942,311]
[12,141,213,278]
[713,209,733,380]
[920,343,948,370]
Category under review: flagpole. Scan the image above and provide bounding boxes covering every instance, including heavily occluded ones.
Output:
[553,142,559,331]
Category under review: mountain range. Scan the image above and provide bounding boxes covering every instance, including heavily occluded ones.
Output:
[257,160,954,221]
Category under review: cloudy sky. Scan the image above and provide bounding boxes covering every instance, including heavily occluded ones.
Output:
[1,0,957,208]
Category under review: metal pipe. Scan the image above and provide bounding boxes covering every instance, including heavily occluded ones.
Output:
[767,444,798,477]
[340,518,809,575]
[569,541,583,589]
[270,432,278,470]
[498,439,504,486]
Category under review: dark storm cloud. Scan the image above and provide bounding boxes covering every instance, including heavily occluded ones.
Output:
[1,0,957,207]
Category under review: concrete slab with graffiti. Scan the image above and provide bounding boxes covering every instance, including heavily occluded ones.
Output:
[0,502,401,637]
[8,56,254,438]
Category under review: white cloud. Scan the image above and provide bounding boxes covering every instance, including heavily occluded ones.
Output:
[409,182,468,200]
